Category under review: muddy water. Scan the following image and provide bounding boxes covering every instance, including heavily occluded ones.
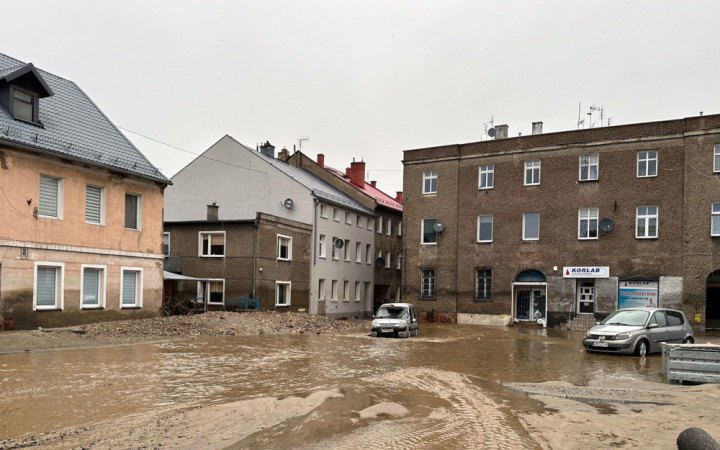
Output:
[0,324,661,448]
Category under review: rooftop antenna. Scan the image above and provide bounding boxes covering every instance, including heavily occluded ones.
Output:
[577,103,584,129]
[589,105,604,127]
[483,116,495,140]
[297,136,309,152]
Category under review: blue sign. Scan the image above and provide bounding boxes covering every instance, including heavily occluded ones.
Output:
[618,280,658,309]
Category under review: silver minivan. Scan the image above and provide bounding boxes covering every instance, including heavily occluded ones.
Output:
[370,303,419,338]
[583,308,694,356]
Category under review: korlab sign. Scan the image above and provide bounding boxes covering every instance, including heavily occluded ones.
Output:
[563,266,610,278]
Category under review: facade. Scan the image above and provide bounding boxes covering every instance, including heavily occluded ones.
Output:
[164,136,374,318]
[0,53,169,329]
[287,152,404,313]
[403,115,720,331]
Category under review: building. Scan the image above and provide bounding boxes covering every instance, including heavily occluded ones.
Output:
[288,152,404,313]
[402,115,720,331]
[164,136,375,318]
[0,53,170,330]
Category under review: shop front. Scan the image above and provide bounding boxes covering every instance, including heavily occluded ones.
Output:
[563,266,610,315]
[512,270,547,327]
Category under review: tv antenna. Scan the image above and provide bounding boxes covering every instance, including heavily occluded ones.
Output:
[483,116,495,140]
[297,136,309,152]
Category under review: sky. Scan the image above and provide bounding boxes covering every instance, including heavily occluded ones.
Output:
[2,1,720,195]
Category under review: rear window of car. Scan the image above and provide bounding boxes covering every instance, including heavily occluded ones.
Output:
[666,311,684,326]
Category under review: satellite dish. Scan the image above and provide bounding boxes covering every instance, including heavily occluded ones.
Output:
[334,239,344,249]
[283,198,294,209]
[433,222,445,233]
[599,218,614,232]
[375,258,385,269]
[487,128,496,138]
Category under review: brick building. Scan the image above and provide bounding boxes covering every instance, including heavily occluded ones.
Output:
[402,115,720,331]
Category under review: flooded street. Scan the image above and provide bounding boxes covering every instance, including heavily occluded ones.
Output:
[1,324,666,448]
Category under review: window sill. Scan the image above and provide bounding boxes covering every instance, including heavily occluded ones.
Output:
[635,237,658,240]
[422,192,438,196]
[85,221,105,226]
[478,187,494,191]
[81,306,105,310]
[275,304,290,307]
[578,238,599,241]
[421,242,437,246]
[578,179,599,182]
[476,240,492,244]
[200,255,226,258]
[121,306,142,309]
[124,227,142,232]
[277,258,292,262]
[38,215,61,220]
[523,184,540,187]
[419,297,436,301]
[522,239,540,242]
[35,307,62,311]
[637,175,658,179]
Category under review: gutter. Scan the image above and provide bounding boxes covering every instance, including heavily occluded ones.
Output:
[252,213,259,299]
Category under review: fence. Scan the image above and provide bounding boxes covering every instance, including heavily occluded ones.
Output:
[662,343,720,384]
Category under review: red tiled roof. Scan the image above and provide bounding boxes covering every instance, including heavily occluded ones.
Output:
[325,165,402,212]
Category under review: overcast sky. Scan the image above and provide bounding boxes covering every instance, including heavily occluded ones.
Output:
[2,1,720,195]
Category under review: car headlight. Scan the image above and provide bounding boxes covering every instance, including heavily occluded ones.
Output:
[614,332,633,340]
[397,320,407,328]
[371,321,379,327]
[585,331,593,338]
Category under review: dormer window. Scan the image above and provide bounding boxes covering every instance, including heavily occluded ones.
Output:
[0,63,53,126]
[12,87,36,122]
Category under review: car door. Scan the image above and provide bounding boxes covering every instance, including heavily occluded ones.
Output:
[664,310,686,342]
[646,311,669,351]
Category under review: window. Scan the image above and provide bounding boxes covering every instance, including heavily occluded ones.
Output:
[398,221,402,237]
[579,155,599,181]
[364,282,372,305]
[276,281,291,306]
[578,208,599,240]
[318,279,326,300]
[385,252,391,268]
[121,268,143,308]
[637,151,658,178]
[523,212,540,241]
[377,250,383,265]
[387,219,392,236]
[423,171,438,194]
[319,234,327,258]
[344,239,351,261]
[345,211,352,224]
[715,145,720,173]
[81,265,106,309]
[396,286,401,301]
[366,244,372,264]
[357,215,363,228]
[355,242,361,262]
[332,208,339,221]
[277,235,292,261]
[12,87,35,122]
[377,216,383,234]
[577,280,595,314]
[422,218,438,244]
[421,269,436,299]
[124,193,141,230]
[331,280,338,300]
[476,269,492,301]
[477,215,493,243]
[636,206,658,239]
[712,203,720,236]
[649,310,667,327]
[320,204,327,218]
[343,280,350,301]
[354,281,361,301]
[524,161,541,186]
[85,185,105,225]
[34,262,63,310]
[368,218,374,231]
[331,237,339,260]
[199,232,225,257]
[666,310,685,326]
[397,253,402,270]
[163,232,171,257]
[198,279,224,305]
[39,175,62,219]
[478,165,494,189]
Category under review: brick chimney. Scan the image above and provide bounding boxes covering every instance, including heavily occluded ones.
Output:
[495,124,509,139]
[346,159,365,187]
[370,180,377,188]
[395,191,403,203]
[259,141,275,158]
[278,147,290,161]
[207,203,219,221]
[532,121,543,135]
[317,153,325,167]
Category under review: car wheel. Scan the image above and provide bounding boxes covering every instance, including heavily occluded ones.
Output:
[683,337,694,344]
[636,339,649,357]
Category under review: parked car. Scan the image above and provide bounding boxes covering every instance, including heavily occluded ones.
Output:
[583,307,694,356]
[370,303,419,338]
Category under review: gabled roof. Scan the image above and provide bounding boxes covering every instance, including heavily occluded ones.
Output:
[0,63,53,97]
[324,165,403,212]
[0,53,168,184]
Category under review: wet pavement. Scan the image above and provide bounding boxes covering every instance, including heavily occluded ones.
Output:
[0,324,663,448]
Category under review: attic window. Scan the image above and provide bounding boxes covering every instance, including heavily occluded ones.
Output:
[12,87,36,122]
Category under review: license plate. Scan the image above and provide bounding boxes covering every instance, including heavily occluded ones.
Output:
[381,328,393,333]
[593,342,609,347]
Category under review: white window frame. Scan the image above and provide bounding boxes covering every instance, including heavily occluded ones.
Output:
[120,267,143,308]
[397,253,402,270]
[385,251,392,268]
[320,204,327,218]
[80,264,106,309]
[365,244,372,264]
[84,184,105,225]
[277,234,292,261]
[355,242,361,263]
[578,208,599,240]
[38,174,64,220]
[368,218,374,231]
[197,279,225,306]
[356,215,363,228]
[477,214,493,243]
[377,216,383,234]
[421,218,438,245]
[198,231,226,257]
[332,207,339,221]
[637,150,658,178]
[124,192,142,230]
[331,236,339,260]
[318,234,327,258]
[275,281,291,306]
[318,279,326,300]
[636,205,659,239]
[163,232,171,257]
[344,239,351,261]
[524,160,541,186]
[398,221,402,236]
[422,171,438,194]
[522,212,540,241]
[714,145,720,173]
[354,281,361,302]
[345,211,352,225]
[421,269,436,299]
[33,261,64,310]
[712,203,720,237]
[377,249,383,265]
[387,219,392,236]
[343,280,350,301]
[579,155,599,181]
[331,280,338,301]
[478,165,494,190]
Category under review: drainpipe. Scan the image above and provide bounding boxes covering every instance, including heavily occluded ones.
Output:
[313,197,318,266]
[252,213,259,299]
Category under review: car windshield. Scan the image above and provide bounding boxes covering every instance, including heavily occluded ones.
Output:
[376,307,408,319]
[600,310,650,327]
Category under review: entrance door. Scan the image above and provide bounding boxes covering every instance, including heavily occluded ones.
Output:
[577,280,595,314]
[707,282,720,330]
[515,287,547,322]
[516,289,531,320]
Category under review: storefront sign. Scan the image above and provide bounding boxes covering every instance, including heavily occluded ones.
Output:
[563,266,610,278]
[618,280,658,309]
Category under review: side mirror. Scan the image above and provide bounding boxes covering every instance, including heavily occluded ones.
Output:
[647,323,659,329]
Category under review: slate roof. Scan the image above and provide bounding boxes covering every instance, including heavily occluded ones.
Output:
[0,53,169,184]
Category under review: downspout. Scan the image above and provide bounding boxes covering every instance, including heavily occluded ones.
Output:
[252,213,259,299]
[455,145,461,321]
[313,197,319,266]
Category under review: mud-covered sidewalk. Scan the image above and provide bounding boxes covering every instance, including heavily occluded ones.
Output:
[0,311,365,354]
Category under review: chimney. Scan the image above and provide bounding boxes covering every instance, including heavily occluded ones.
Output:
[395,191,403,203]
[278,147,290,161]
[346,158,365,187]
[532,121,543,135]
[370,180,377,188]
[259,141,275,158]
[317,153,325,167]
[207,203,219,221]
[495,124,509,139]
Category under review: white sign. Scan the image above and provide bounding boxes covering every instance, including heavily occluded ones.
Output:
[563,266,610,278]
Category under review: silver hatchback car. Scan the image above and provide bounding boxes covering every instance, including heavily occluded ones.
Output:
[583,308,694,356]
[370,303,419,338]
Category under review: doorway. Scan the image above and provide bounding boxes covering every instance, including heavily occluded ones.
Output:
[577,280,595,314]
[513,269,547,326]
[707,270,720,330]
